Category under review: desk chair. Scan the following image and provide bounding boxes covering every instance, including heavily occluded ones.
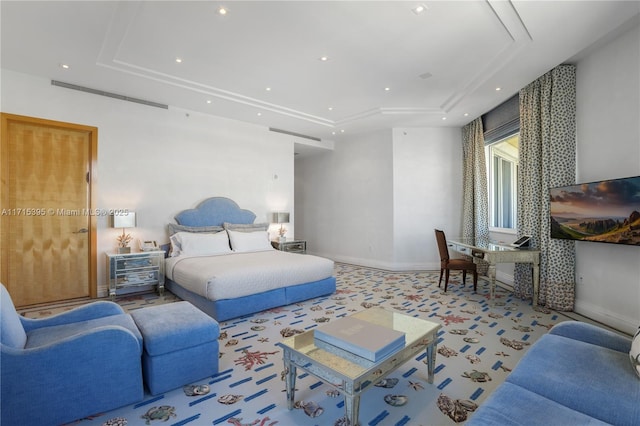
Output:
[434,229,478,292]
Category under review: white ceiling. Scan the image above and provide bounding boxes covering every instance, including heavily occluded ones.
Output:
[2,1,639,145]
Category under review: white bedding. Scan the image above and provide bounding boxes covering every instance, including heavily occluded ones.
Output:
[165,250,334,301]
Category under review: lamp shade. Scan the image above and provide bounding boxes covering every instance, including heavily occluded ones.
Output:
[112,212,136,228]
[270,212,290,224]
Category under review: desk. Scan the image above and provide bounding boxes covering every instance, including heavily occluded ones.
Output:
[448,238,540,305]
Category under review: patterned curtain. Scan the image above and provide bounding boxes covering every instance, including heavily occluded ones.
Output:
[514,65,576,310]
[462,118,489,275]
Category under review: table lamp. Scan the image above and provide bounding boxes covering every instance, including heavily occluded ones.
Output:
[271,212,290,242]
[112,212,136,253]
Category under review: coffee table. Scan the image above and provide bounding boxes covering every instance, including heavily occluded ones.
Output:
[277,307,442,426]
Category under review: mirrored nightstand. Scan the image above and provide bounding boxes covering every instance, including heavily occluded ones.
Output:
[106,251,165,300]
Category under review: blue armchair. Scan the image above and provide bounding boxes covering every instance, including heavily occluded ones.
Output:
[1,284,144,426]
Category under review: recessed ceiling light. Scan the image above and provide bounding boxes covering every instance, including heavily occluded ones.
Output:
[328,107,333,111]
[175,58,182,63]
[319,56,329,61]
[265,87,271,91]
[257,112,262,116]
[384,87,391,91]
[412,4,428,15]
[60,63,70,69]
[442,117,447,121]
[332,131,336,135]
[206,100,212,104]
[218,6,228,15]
[496,87,501,91]
[340,129,345,133]
[464,113,469,117]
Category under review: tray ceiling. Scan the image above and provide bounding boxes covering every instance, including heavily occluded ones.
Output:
[2,1,638,142]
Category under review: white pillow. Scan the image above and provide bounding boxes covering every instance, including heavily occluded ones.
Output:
[227,230,273,253]
[630,325,640,379]
[177,231,231,256]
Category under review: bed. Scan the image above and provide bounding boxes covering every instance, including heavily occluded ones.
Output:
[163,197,336,321]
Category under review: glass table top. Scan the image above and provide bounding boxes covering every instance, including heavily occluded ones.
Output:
[449,237,538,252]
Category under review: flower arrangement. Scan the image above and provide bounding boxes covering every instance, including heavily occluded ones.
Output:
[117,230,133,248]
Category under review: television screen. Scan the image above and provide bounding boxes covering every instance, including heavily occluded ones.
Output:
[550,175,640,246]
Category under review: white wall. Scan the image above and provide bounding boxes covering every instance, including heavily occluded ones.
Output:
[574,21,640,334]
[1,69,298,296]
[295,127,463,270]
[392,128,463,269]
[295,129,395,268]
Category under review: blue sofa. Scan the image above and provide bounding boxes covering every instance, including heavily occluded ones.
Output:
[1,284,144,426]
[467,321,640,425]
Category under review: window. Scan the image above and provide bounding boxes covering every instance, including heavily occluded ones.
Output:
[481,93,520,232]
[486,133,518,230]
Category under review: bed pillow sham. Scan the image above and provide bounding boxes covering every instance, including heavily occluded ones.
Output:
[223,222,269,232]
[171,230,231,257]
[168,223,224,236]
[227,229,273,253]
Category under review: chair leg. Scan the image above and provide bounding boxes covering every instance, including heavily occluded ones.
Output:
[439,269,444,288]
[473,271,478,292]
[444,269,450,292]
[462,270,467,286]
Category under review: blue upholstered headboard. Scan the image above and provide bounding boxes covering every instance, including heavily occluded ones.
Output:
[174,197,257,227]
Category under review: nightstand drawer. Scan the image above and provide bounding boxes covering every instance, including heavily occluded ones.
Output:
[272,239,307,254]
[284,241,306,253]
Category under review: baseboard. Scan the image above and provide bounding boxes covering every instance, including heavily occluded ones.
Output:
[574,299,637,335]
[310,252,439,272]
[312,252,523,279]
[495,271,634,335]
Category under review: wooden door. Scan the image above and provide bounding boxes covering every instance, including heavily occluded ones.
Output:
[1,113,97,306]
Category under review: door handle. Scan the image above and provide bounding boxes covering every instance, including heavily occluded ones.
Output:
[73,228,89,234]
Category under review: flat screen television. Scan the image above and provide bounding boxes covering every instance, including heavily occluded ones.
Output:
[550,175,640,246]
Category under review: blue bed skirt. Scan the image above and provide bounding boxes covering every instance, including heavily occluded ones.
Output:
[165,276,336,321]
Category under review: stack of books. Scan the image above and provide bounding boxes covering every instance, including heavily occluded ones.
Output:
[314,316,405,362]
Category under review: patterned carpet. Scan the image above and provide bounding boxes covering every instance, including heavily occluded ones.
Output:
[24,263,563,426]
